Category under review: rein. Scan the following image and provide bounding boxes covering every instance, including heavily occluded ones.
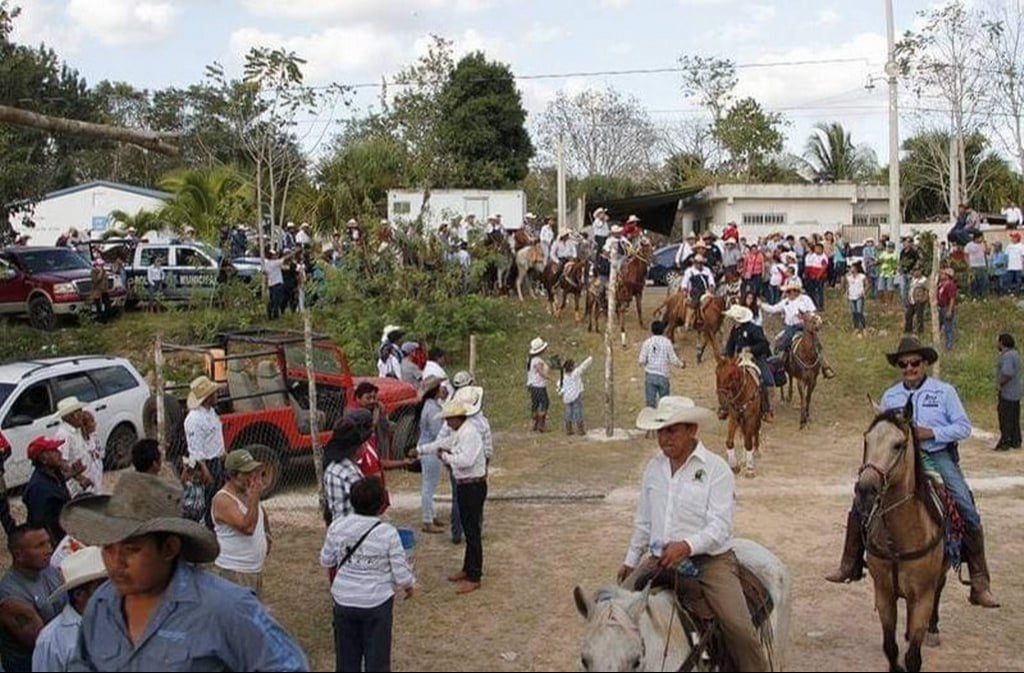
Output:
[717,367,758,419]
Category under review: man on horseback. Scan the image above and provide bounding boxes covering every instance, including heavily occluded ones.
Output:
[722,305,775,423]
[825,336,1000,608]
[618,397,769,672]
[681,255,715,330]
[761,278,836,379]
[551,231,578,286]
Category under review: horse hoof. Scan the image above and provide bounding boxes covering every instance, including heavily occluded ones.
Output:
[729,463,740,475]
[924,632,941,648]
[743,467,756,478]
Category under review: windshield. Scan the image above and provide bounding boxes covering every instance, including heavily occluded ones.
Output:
[194,242,223,263]
[15,249,91,273]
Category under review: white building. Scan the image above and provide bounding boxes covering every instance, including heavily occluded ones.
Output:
[680,183,890,241]
[9,180,171,246]
[387,189,527,231]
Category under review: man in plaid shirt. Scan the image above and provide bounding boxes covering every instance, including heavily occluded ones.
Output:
[638,320,686,410]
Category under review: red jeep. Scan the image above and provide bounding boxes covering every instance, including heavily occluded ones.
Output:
[149,329,421,496]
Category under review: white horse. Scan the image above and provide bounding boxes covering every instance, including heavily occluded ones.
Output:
[574,539,792,672]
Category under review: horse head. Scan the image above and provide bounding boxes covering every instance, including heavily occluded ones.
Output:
[856,409,917,516]
[715,356,744,418]
[799,311,822,334]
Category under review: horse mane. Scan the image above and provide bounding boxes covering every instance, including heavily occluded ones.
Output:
[867,409,930,504]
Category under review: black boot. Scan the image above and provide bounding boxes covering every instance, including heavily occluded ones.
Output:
[963,527,1000,607]
[825,508,866,583]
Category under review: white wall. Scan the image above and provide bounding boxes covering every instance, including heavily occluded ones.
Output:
[10,185,167,246]
[388,189,527,232]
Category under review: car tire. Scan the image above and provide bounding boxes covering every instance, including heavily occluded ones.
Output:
[242,443,283,499]
[28,295,56,331]
[391,408,419,459]
[104,423,138,470]
[142,393,186,465]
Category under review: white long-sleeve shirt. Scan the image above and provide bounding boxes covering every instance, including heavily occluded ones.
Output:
[761,293,817,327]
[625,442,734,567]
[320,514,414,609]
[417,420,486,480]
[681,266,715,293]
[431,412,493,461]
[184,406,226,461]
[32,603,81,673]
[558,356,594,404]
[638,335,683,378]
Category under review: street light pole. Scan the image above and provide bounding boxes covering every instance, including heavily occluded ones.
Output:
[885,0,901,241]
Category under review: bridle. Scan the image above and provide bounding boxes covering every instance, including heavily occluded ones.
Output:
[716,363,758,419]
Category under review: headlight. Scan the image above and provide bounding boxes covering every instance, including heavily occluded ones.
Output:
[53,282,76,295]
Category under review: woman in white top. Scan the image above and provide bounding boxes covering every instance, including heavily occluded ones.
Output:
[844,261,869,338]
[526,337,550,432]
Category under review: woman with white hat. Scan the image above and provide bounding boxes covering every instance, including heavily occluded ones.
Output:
[526,337,551,432]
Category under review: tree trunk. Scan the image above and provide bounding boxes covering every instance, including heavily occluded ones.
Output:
[0,104,179,156]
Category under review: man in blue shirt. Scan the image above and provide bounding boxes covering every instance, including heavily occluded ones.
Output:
[825,336,999,608]
[61,471,309,671]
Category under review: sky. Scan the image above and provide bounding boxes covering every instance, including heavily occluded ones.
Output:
[9,0,940,168]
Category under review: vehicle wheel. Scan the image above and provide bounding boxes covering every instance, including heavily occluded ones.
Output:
[242,443,284,499]
[28,295,56,330]
[104,423,138,470]
[142,393,186,466]
[391,409,419,459]
[664,271,681,292]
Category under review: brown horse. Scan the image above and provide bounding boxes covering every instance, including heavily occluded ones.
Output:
[858,408,947,673]
[552,260,588,322]
[714,351,762,477]
[614,239,653,338]
[651,291,687,343]
[584,278,606,333]
[782,312,821,429]
[694,294,726,363]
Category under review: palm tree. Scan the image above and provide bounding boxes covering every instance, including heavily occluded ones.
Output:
[157,166,254,239]
[804,122,878,182]
[108,209,163,237]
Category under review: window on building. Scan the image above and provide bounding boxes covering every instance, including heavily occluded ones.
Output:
[853,214,889,226]
[393,201,411,215]
[741,213,786,226]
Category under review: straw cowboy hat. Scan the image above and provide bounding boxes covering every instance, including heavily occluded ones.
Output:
[452,386,484,416]
[783,277,804,292]
[186,375,220,410]
[724,305,754,324]
[636,396,716,431]
[441,400,472,419]
[529,337,548,355]
[48,546,108,602]
[452,370,476,389]
[592,207,607,218]
[885,335,939,367]
[60,472,220,563]
[55,396,86,418]
[610,225,624,234]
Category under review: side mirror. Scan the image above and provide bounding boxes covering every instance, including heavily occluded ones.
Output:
[2,268,16,281]
[4,414,35,428]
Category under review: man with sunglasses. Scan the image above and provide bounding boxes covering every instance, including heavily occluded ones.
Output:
[825,336,999,608]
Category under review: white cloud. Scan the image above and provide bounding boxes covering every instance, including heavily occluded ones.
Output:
[816,8,841,26]
[9,1,82,54]
[679,0,735,5]
[412,28,514,63]
[608,43,634,56]
[240,0,490,21]
[524,22,564,44]
[601,0,631,7]
[703,22,759,43]
[66,0,178,46]
[746,4,776,22]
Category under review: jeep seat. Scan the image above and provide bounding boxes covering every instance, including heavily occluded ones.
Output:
[227,359,264,413]
[256,360,326,434]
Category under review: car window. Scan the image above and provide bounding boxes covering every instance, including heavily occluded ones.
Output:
[52,373,99,403]
[177,248,215,268]
[92,365,140,397]
[4,382,53,427]
[0,383,15,409]
[139,248,169,268]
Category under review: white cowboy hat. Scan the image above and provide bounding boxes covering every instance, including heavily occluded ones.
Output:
[693,254,706,263]
[627,215,641,223]
[186,375,220,410]
[346,219,359,227]
[47,546,108,602]
[452,386,483,416]
[525,212,537,219]
[610,225,624,234]
[725,305,754,324]
[61,472,219,564]
[592,207,607,218]
[724,239,737,245]
[636,396,716,431]
[55,396,86,418]
[286,221,296,229]
[783,278,804,292]
[441,400,472,419]
[529,337,548,355]
[452,370,476,388]
[381,324,403,341]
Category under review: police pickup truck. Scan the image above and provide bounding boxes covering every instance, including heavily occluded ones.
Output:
[125,240,256,304]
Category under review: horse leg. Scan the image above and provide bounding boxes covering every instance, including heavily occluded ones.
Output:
[904,587,938,673]
[725,417,739,473]
[874,584,903,672]
[743,419,756,478]
[798,380,809,429]
[925,572,946,647]
[636,289,644,328]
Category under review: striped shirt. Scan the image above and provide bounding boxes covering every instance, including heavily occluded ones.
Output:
[320,514,415,609]
[324,458,363,521]
[417,420,486,480]
[558,356,594,404]
[638,336,683,378]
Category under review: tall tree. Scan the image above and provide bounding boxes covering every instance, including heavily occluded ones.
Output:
[435,52,533,188]
[984,0,1024,174]
[535,87,658,177]
[157,166,254,239]
[713,97,786,180]
[803,122,878,182]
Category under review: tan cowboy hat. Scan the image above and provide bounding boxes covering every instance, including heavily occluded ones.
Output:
[529,337,548,355]
[452,385,483,416]
[55,396,86,418]
[636,396,716,431]
[441,400,472,419]
[885,335,939,367]
[60,472,220,563]
[47,546,108,602]
[186,375,220,410]
[724,305,754,324]
[452,370,475,388]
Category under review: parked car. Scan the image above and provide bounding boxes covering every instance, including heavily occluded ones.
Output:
[0,247,127,330]
[647,244,683,286]
[124,240,257,305]
[0,355,149,488]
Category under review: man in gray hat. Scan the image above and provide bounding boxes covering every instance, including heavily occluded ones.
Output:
[211,450,270,599]
[62,472,309,670]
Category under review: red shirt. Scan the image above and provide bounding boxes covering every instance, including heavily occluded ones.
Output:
[937,278,957,308]
[356,439,390,512]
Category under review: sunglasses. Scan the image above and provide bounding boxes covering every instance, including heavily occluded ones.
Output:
[897,359,924,369]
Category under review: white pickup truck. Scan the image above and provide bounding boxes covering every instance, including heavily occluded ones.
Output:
[124,240,256,304]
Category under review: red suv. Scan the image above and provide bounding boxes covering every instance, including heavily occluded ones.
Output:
[149,329,421,496]
[0,247,127,330]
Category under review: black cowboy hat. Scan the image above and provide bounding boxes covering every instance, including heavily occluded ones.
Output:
[885,335,939,367]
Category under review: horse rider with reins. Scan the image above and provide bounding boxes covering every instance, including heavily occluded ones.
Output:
[825,336,999,609]
[761,277,837,379]
[551,231,578,286]
[682,255,716,330]
[722,305,775,423]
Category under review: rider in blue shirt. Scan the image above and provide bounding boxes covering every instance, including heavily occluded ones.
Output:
[825,336,999,608]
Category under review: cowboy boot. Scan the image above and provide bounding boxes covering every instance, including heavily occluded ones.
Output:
[761,388,774,424]
[576,421,585,435]
[565,421,574,436]
[537,413,547,433]
[963,527,1000,608]
[531,413,540,432]
[825,508,866,583]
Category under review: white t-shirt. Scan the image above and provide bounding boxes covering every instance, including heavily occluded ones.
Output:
[1002,206,1022,225]
[762,293,818,326]
[592,217,609,238]
[1006,242,1024,271]
[846,272,867,300]
[964,242,987,268]
[769,263,786,288]
[261,258,285,286]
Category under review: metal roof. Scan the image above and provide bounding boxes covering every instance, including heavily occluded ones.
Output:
[40,180,172,202]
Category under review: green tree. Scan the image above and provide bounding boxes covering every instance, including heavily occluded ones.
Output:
[713,98,786,179]
[158,166,254,239]
[435,52,532,187]
[803,122,878,182]
[314,131,409,224]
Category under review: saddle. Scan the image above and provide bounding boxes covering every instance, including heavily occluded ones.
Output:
[736,351,761,379]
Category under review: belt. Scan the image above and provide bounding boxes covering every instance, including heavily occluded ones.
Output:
[456,476,486,485]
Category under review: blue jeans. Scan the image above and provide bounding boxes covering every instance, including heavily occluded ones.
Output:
[420,453,442,524]
[805,278,825,310]
[926,447,981,530]
[970,267,989,298]
[565,397,584,423]
[939,307,955,350]
[777,325,802,354]
[849,298,866,330]
[1006,270,1021,296]
[767,285,781,305]
[333,597,394,673]
[644,373,670,408]
[867,270,879,298]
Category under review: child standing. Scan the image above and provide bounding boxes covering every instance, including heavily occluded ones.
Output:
[557,356,594,435]
[526,337,550,432]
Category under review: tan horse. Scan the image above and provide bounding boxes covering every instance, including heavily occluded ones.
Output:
[782,312,821,429]
[515,243,546,301]
[714,351,762,477]
[858,409,947,673]
[584,277,606,333]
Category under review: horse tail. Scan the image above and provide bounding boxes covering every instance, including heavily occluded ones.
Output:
[652,297,670,319]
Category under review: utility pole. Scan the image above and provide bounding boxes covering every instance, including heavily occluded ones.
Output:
[885,0,902,242]
[557,135,567,232]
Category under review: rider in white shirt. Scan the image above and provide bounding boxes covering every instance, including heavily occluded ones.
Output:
[539,218,555,263]
[761,278,836,378]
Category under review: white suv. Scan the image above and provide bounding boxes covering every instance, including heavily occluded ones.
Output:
[0,356,149,488]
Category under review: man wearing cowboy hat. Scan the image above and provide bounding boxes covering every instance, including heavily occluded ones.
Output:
[378,325,405,379]
[622,214,641,240]
[591,207,610,255]
[184,375,226,529]
[619,397,768,672]
[722,305,775,423]
[296,222,312,248]
[32,546,107,672]
[762,278,836,379]
[681,253,715,330]
[53,397,95,495]
[416,400,487,595]
[538,216,555,263]
[937,267,958,350]
[61,472,309,669]
[0,523,63,671]
[826,336,1000,608]
[721,237,742,277]
[674,232,698,271]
